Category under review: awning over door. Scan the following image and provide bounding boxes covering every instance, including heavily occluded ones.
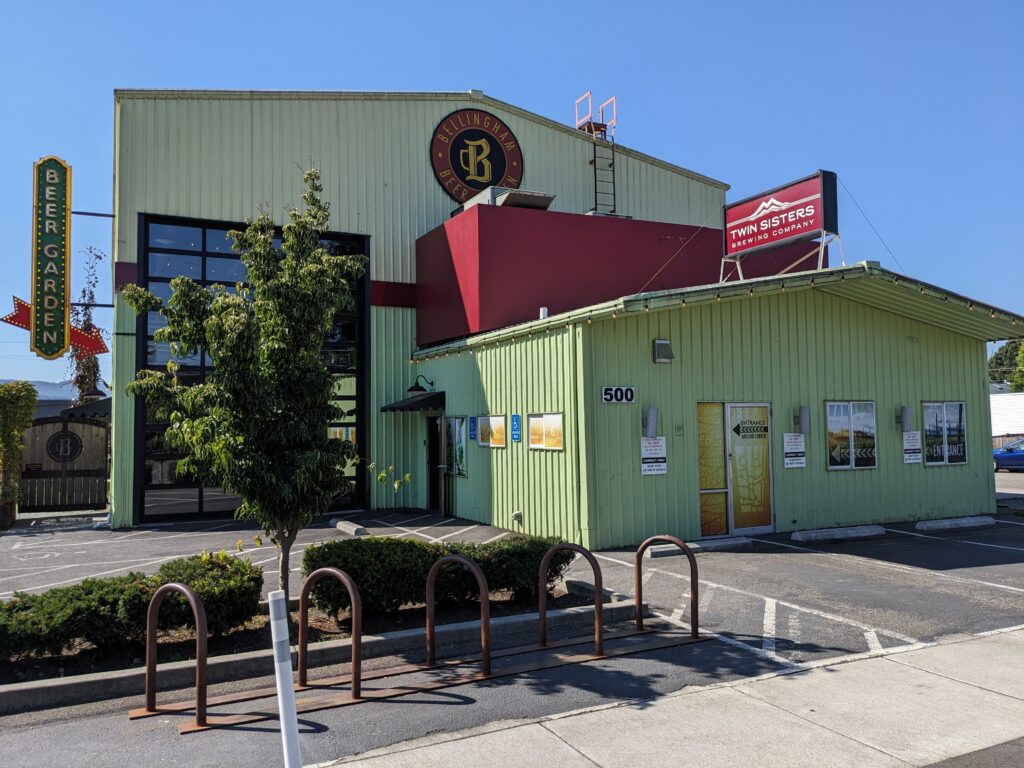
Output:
[380,391,446,412]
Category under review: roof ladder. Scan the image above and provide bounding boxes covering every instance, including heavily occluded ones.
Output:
[575,92,618,214]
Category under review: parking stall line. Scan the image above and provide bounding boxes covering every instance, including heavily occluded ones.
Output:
[7,530,149,551]
[884,526,1024,553]
[0,554,190,597]
[482,531,510,544]
[363,518,441,542]
[762,599,777,654]
[864,631,883,652]
[750,536,1024,596]
[434,524,478,542]
[995,518,1024,527]
[0,556,161,584]
[593,552,918,644]
[975,623,1024,637]
[654,609,805,670]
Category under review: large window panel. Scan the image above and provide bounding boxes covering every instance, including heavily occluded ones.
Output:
[826,401,876,470]
[924,402,967,466]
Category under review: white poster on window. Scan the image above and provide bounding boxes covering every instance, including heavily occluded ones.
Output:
[640,436,667,476]
[783,432,806,468]
[903,430,922,464]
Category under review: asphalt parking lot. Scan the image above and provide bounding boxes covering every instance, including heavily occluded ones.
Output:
[569,513,1024,670]
[0,510,509,600]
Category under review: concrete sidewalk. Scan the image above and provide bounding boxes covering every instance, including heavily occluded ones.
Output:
[318,628,1024,768]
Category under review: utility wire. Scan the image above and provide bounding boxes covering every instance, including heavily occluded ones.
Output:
[838,177,907,275]
[635,207,717,295]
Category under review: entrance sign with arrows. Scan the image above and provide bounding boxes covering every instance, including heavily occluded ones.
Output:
[2,297,107,358]
[31,156,72,360]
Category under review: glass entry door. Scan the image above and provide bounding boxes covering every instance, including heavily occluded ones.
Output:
[697,402,774,536]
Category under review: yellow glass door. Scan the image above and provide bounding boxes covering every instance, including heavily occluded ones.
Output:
[727,404,773,532]
[697,402,729,537]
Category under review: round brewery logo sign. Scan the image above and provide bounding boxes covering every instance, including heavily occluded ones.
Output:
[430,109,524,203]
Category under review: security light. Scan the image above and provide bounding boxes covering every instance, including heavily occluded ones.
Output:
[652,339,674,364]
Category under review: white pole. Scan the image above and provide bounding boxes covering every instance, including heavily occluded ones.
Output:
[269,589,302,768]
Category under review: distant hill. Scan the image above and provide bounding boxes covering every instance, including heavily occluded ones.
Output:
[0,379,78,401]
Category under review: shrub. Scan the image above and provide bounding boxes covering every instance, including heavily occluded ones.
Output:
[301,534,575,617]
[0,553,263,661]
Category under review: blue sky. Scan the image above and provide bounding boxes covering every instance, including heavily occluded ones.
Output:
[1,0,1021,384]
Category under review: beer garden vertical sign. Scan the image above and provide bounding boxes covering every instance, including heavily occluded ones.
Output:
[31,156,72,359]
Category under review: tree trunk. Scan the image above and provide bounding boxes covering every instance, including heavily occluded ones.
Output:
[277,529,298,605]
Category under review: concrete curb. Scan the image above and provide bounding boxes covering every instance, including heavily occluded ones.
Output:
[792,525,886,543]
[0,598,636,715]
[647,537,753,555]
[915,515,995,531]
[329,519,369,536]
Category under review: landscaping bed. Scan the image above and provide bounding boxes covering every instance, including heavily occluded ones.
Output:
[1,533,581,684]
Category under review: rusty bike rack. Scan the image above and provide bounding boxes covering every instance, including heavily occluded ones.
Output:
[131,582,208,728]
[297,567,362,697]
[634,535,699,638]
[426,554,491,675]
[137,545,707,735]
[538,543,604,655]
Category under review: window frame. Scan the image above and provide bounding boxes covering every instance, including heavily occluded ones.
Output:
[825,400,878,471]
[133,213,369,523]
[923,401,968,467]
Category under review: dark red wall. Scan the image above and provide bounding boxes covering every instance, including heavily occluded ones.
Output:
[416,205,825,346]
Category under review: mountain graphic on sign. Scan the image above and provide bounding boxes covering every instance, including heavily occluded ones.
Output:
[748,197,795,219]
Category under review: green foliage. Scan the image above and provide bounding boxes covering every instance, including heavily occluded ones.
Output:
[120,169,365,598]
[0,381,37,526]
[1014,342,1024,393]
[65,246,108,403]
[0,553,263,661]
[989,339,1021,383]
[301,535,575,616]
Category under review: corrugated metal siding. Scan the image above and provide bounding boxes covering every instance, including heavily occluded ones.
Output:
[369,306,423,509]
[416,328,583,541]
[582,289,995,549]
[991,392,1024,437]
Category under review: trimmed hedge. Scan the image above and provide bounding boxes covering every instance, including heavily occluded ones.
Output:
[0,551,262,661]
[301,534,575,615]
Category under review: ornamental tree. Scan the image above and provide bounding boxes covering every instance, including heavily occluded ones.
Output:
[121,169,364,601]
[0,381,37,529]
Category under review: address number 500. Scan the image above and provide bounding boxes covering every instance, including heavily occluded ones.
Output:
[601,386,636,403]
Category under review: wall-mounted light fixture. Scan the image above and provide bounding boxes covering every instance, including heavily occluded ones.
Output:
[896,405,911,432]
[408,374,434,393]
[642,405,659,438]
[794,405,810,435]
[653,339,674,364]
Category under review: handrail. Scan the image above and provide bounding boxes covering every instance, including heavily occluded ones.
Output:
[425,555,491,674]
[634,535,699,638]
[297,567,363,697]
[538,543,603,655]
[144,582,208,727]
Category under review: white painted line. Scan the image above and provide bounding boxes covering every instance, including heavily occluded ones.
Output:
[864,630,882,652]
[363,518,440,543]
[481,531,510,544]
[434,524,478,542]
[641,568,656,586]
[9,530,149,551]
[762,598,777,654]
[0,556,160,584]
[750,536,1024,596]
[0,554,187,597]
[884,526,1024,553]
[371,512,438,528]
[994,518,1024,527]
[975,623,1024,637]
[653,610,803,670]
[593,551,918,643]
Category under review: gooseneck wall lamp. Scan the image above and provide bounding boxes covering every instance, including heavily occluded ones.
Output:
[408,374,434,393]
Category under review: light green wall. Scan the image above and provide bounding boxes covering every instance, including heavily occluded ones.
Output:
[416,326,586,542]
[581,288,995,549]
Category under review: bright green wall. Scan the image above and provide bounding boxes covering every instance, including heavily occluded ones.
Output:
[417,326,587,542]
[581,288,995,549]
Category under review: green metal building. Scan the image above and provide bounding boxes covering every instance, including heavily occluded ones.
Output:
[108,89,1023,546]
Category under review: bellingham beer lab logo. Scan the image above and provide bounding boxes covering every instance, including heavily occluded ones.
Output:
[430,109,524,202]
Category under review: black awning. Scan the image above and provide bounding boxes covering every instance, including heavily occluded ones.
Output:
[380,391,445,413]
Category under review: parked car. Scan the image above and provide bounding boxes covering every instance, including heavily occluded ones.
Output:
[994,438,1024,471]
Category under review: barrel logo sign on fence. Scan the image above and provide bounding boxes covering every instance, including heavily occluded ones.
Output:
[31,156,72,360]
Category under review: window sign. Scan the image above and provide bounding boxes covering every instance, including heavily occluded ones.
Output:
[477,415,491,447]
[490,415,506,448]
[826,401,877,470]
[528,413,564,451]
[446,417,468,477]
[924,402,967,466]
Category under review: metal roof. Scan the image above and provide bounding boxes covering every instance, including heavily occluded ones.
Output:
[413,261,1024,360]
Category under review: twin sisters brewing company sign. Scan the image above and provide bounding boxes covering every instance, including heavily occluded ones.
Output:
[724,170,838,259]
[31,156,72,359]
[430,109,524,203]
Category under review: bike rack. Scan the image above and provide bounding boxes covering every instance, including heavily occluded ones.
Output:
[538,543,604,655]
[634,535,699,638]
[297,567,362,697]
[425,554,491,674]
[142,583,208,728]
